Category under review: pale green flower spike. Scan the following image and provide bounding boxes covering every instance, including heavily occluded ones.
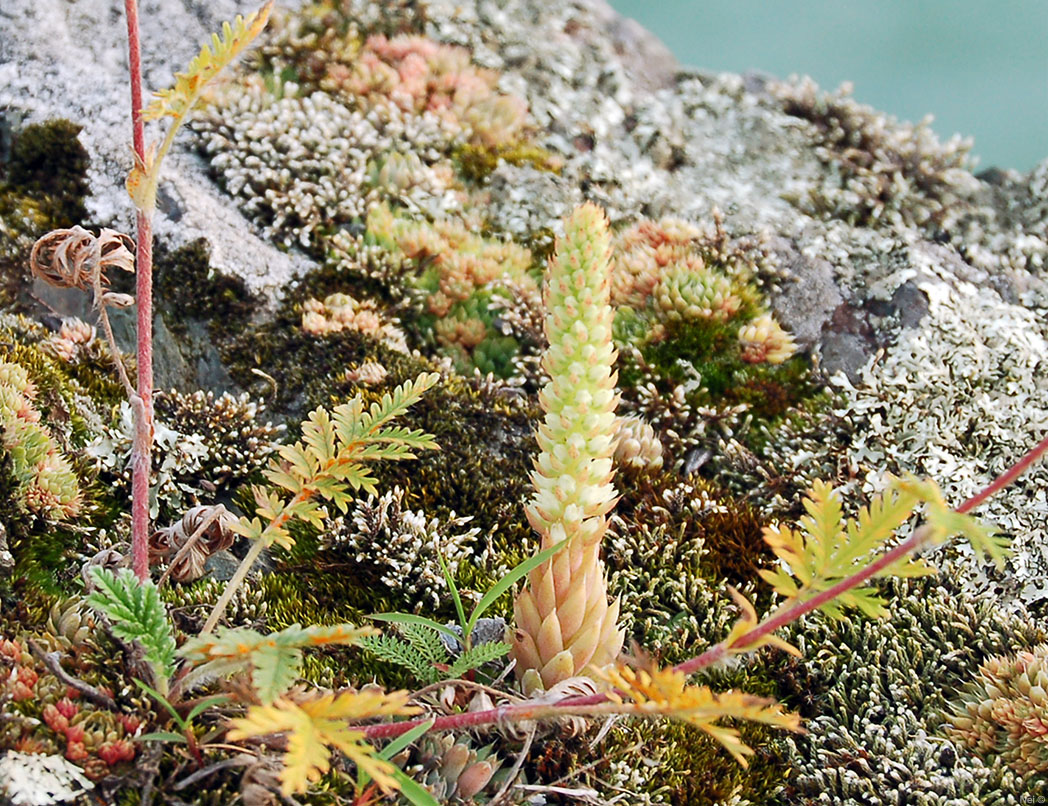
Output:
[512,203,624,690]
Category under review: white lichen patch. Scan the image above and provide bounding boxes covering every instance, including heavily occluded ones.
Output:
[0,752,93,806]
[328,487,482,612]
[835,270,1048,604]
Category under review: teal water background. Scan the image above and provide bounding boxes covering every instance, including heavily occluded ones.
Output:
[608,0,1047,173]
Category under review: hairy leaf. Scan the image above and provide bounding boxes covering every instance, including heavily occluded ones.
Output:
[87,568,176,688]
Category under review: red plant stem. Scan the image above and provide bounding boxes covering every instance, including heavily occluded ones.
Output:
[362,433,1048,742]
[124,0,153,580]
[673,528,927,676]
[956,432,1048,514]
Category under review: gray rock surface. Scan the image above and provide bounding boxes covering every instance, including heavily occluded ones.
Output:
[0,0,313,304]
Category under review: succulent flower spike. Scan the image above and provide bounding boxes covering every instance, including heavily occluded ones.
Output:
[512,203,624,690]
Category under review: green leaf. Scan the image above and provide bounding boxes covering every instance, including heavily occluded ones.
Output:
[134,679,186,732]
[436,551,468,640]
[185,695,231,724]
[465,537,569,638]
[137,731,188,744]
[370,613,460,643]
[446,641,511,679]
[88,569,176,688]
[400,623,448,667]
[359,634,441,685]
[252,644,303,705]
[377,719,435,762]
[358,718,436,790]
[388,767,442,806]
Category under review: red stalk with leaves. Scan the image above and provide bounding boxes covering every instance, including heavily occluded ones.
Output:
[26,1,274,579]
[122,0,153,580]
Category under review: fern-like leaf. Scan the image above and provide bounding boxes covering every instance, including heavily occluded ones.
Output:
[180,623,376,703]
[87,567,176,690]
[595,663,802,767]
[446,641,511,679]
[758,479,935,618]
[142,2,274,121]
[400,623,449,667]
[243,373,439,551]
[359,634,441,685]
[227,689,418,795]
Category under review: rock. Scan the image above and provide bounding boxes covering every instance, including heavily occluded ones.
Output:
[0,0,312,308]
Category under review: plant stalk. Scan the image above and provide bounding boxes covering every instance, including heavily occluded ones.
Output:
[124,0,154,581]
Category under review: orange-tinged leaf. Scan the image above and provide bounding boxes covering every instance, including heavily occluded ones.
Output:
[228,689,416,795]
[594,662,802,767]
[142,2,273,122]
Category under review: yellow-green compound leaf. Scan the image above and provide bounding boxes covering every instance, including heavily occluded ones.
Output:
[758,476,1007,623]
[594,663,802,768]
[142,2,274,121]
[228,689,417,795]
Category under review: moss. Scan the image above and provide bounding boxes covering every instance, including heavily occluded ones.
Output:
[3,119,89,229]
[0,120,90,311]
[453,140,562,184]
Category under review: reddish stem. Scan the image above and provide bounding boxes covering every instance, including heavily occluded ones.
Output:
[956,432,1048,514]
[361,433,1048,742]
[124,0,153,580]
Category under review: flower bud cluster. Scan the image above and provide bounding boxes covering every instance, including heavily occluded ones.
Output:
[513,203,624,689]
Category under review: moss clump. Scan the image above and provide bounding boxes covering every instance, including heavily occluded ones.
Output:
[152,239,259,342]
[779,575,1046,803]
[4,119,89,228]
[453,140,562,185]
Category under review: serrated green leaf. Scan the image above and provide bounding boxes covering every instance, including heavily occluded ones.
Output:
[252,643,303,704]
[88,568,176,689]
[360,634,441,685]
[400,623,448,667]
[446,641,510,679]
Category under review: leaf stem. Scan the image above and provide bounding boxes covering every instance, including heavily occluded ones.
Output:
[124,0,153,582]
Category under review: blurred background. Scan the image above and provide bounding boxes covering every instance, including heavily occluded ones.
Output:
[608,0,1048,173]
